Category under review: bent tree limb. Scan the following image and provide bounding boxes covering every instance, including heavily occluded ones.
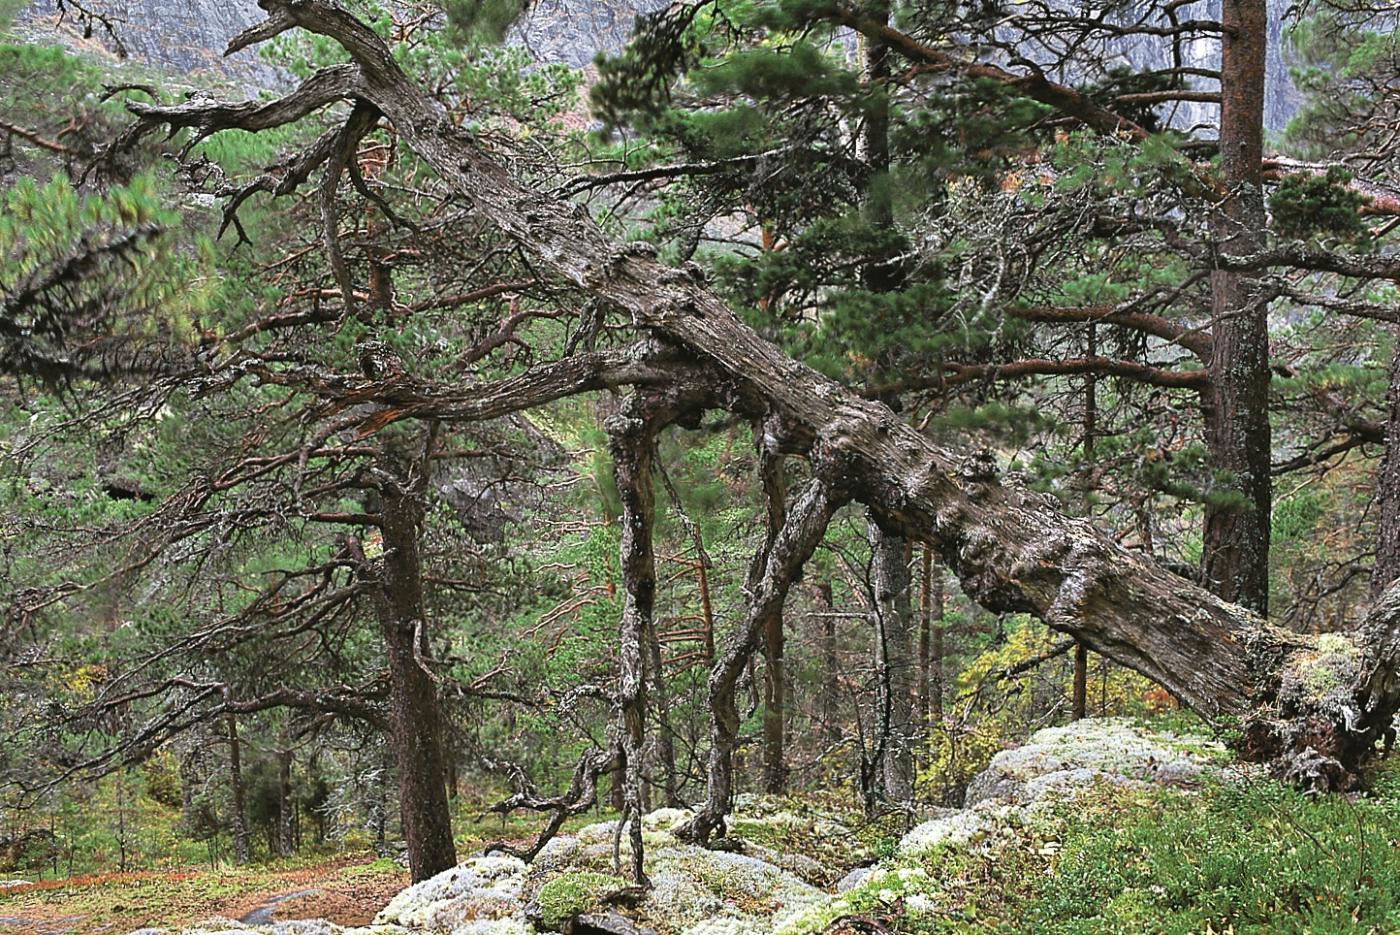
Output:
[127,0,1400,786]
[486,745,621,862]
[681,446,850,845]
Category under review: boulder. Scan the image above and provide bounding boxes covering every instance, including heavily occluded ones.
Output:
[962,718,1223,809]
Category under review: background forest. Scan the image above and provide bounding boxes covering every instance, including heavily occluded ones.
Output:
[1,0,1400,933]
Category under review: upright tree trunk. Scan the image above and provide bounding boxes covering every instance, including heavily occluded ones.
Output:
[817,580,840,744]
[761,456,789,794]
[1373,333,1400,599]
[870,517,915,807]
[225,709,249,867]
[930,567,944,721]
[644,616,680,807]
[917,548,932,735]
[369,478,457,883]
[1074,325,1097,719]
[859,0,915,811]
[277,739,294,858]
[1202,0,1271,615]
[608,402,657,885]
[1072,644,1089,721]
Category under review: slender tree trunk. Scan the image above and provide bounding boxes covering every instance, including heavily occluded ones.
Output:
[698,558,716,665]
[684,458,848,843]
[818,581,840,744]
[277,739,294,858]
[1072,643,1089,721]
[1203,0,1271,615]
[225,709,249,867]
[645,616,679,808]
[608,404,656,885]
[1075,333,1096,721]
[367,477,457,883]
[930,568,944,721]
[1373,333,1400,599]
[761,457,789,794]
[870,516,915,807]
[918,547,932,738]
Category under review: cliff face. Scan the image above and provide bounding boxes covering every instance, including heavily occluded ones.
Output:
[13,0,666,88]
[14,1,1300,126]
[16,0,281,88]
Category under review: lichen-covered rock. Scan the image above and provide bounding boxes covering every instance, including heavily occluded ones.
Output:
[143,721,1224,935]
[897,807,996,857]
[963,718,1223,809]
[834,867,873,893]
[375,854,529,931]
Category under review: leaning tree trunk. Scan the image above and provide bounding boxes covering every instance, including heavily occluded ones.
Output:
[367,476,457,883]
[1202,0,1272,615]
[125,0,1400,789]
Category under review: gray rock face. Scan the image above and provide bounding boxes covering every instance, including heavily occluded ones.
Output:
[509,0,666,69]
[15,2,1300,131]
[13,0,666,88]
[999,0,1300,131]
[16,0,281,89]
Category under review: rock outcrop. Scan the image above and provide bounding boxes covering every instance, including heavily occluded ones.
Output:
[134,719,1229,935]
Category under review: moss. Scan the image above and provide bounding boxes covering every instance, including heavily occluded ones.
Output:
[533,870,625,929]
[1315,632,1359,658]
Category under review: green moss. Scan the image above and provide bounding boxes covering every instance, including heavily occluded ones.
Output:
[534,871,625,929]
[1315,632,1359,658]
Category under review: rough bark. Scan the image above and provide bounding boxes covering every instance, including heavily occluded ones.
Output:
[682,453,850,844]
[1203,0,1272,615]
[123,0,1400,787]
[760,454,789,795]
[225,707,249,866]
[1373,333,1400,600]
[607,403,657,886]
[869,516,915,807]
[364,472,457,883]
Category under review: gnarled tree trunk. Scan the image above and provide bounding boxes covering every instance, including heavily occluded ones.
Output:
[124,0,1400,797]
[607,401,657,885]
[683,450,850,843]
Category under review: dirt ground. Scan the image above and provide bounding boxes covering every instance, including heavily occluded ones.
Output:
[0,854,410,934]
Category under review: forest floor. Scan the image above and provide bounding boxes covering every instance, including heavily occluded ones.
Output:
[0,807,611,934]
[0,853,408,933]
